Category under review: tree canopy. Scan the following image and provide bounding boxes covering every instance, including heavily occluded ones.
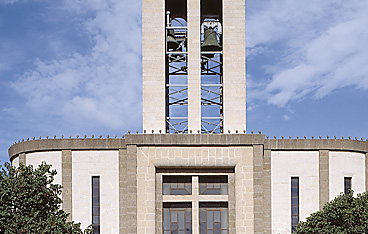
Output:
[295,191,368,234]
[0,162,93,234]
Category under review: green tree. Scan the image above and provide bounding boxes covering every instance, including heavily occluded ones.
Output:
[0,162,93,234]
[295,191,368,234]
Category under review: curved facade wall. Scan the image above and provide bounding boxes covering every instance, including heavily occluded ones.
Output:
[8,134,368,234]
[72,151,119,232]
[26,151,62,186]
[271,151,319,233]
[12,156,19,167]
[329,151,365,199]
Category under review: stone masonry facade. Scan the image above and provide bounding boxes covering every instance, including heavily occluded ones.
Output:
[8,134,368,233]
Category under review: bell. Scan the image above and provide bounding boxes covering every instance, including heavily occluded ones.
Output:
[201,28,221,52]
[167,29,180,51]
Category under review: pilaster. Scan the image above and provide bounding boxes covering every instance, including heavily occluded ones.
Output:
[62,150,73,221]
[253,145,264,234]
[125,145,138,233]
[119,149,128,233]
[187,0,201,132]
[263,149,272,234]
[142,0,166,132]
[319,150,329,209]
[19,153,26,165]
[222,0,246,132]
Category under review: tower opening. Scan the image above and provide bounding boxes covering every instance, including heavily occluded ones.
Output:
[200,0,223,133]
[165,0,188,133]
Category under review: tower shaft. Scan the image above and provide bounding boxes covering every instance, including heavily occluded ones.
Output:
[143,0,246,133]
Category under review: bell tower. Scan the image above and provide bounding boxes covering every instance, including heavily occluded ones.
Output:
[143,0,245,134]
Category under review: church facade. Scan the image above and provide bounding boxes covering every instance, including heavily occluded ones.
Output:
[9,135,368,233]
[9,0,368,233]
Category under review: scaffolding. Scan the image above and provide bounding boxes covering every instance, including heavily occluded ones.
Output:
[165,22,188,133]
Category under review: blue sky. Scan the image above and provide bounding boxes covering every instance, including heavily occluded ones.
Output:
[1,0,368,164]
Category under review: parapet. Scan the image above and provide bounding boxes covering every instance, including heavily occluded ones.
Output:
[8,133,368,161]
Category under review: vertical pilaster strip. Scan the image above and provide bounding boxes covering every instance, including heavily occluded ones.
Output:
[263,150,272,234]
[228,174,236,234]
[136,147,156,234]
[119,149,127,233]
[62,150,72,221]
[319,150,329,209]
[187,0,201,132]
[365,153,368,191]
[155,174,163,234]
[142,0,166,132]
[19,153,26,165]
[126,145,137,234]
[222,0,246,132]
[253,145,264,234]
[239,147,253,233]
[192,176,199,233]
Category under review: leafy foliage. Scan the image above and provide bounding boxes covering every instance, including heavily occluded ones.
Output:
[295,191,368,234]
[0,162,93,234]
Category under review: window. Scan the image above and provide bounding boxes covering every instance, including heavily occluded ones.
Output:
[163,203,192,234]
[199,203,228,234]
[163,176,192,195]
[199,176,227,195]
[161,174,231,233]
[344,177,352,195]
[92,176,100,234]
[291,177,299,233]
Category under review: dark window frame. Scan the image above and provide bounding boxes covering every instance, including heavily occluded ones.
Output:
[92,176,100,234]
[344,177,352,195]
[199,176,228,195]
[163,202,192,234]
[199,202,228,234]
[163,176,192,195]
[291,177,299,233]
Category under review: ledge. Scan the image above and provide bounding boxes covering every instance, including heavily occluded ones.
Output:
[8,134,265,160]
[8,134,368,161]
[125,134,266,146]
[264,139,368,153]
[8,138,127,161]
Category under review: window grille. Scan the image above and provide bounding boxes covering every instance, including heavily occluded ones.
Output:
[92,176,100,234]
[291,177,299,233]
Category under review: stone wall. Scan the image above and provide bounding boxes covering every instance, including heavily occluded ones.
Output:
[8,134,368,234]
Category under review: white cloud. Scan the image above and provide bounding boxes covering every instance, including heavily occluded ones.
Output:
[9,0,368,131]
[247,0,368,106]
[0,0,18,4]
[282,115,291,121]
[11,0,142,130]
[0,0,43,5]
[246,0,337,48]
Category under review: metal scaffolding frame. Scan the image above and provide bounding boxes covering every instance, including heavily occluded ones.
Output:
[164,14,223,134]
[201,51,223,133]
[166,25,188,133]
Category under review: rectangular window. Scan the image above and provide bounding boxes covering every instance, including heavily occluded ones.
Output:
[344,177,352,195]
[163,203,192,234]
[163,176,192,195]
[199,176,228,195]
[291,177,299,233]
[92,176,100,234]
[199,202,228,234]
[160,173,232,233]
